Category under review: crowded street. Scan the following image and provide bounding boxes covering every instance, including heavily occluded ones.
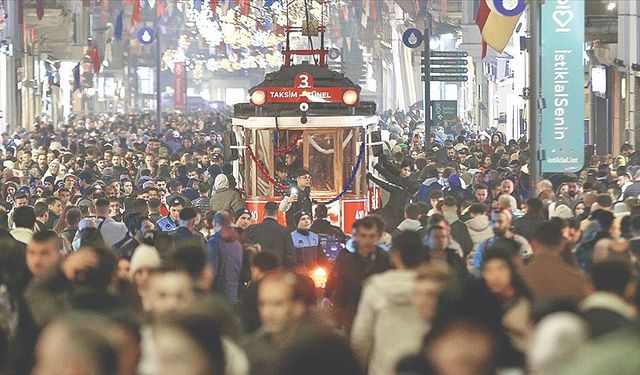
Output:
[0,0,638,374]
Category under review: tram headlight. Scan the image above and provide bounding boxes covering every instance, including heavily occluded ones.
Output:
[342,89,359,106]
[251,90,266,106]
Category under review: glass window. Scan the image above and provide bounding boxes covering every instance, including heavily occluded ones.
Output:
[307,133,336,193]
[342,129,356,195]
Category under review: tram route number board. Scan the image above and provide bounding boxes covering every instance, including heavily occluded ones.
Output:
[262,72,346,103]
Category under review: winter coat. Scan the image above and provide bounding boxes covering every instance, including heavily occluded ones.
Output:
[366,173,412,229]
[290,230,326,269]
[325,246,391,330]
[513,215,544,241]
[310,219,348,243]
[393,219,422,237]
[351,270,429,375]
[521,253,590,305]
[416,177,443,206]
[207,227,243,305]
[444,213,474,257]
[580,292,634,339]
[246,218,296,268]
[210,174,245,213]
[470,234,532,274]
[465,215,494,249]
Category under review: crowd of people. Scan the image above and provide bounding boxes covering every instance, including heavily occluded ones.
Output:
[0,110,639,375]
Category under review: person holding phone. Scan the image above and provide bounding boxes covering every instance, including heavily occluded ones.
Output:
[279,168,313,230]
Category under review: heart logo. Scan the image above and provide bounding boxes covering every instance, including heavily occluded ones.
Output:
[552,9,574,30]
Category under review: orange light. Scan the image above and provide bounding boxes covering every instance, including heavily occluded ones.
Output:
[342,89,359,106]
[310,266,328,289]
[251,90,266,106]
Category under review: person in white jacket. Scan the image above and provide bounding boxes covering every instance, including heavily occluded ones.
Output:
[465,203,494,249]
[351,231,430,375]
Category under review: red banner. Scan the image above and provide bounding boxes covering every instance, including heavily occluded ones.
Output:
[262,87,345,103]
[174,62,186,110]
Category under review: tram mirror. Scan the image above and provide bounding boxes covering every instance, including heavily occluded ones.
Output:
[371,130,383,157]
[223,130,238,161]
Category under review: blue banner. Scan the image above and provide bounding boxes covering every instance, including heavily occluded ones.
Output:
[540,0,585,173]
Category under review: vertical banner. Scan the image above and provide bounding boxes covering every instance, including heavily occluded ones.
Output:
[174,62,186,110]
[540,0,585,172]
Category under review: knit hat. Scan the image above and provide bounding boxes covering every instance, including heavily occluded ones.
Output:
[179,206,198,221]
[130,245,161,277]
[293,211,311,226]
[553,204,574,219]
[527,312,588,374]
[235,208,251,221]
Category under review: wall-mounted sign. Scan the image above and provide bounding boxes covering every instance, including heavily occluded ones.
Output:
[402,28,423,49]
[540,0,585,172]
[137,27,155,45]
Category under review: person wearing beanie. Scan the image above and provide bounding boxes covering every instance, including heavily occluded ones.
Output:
[130,244,161,296]
[233,208,252,244]
[290,211,325,270]
[174,206,205,246]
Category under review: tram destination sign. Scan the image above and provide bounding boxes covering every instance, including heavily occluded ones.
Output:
[261,86,346,103]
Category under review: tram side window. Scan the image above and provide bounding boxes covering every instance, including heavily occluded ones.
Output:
[308,133,336,192]
[254,130,272,197]
[275,130,303,183]
[342,129,356,195]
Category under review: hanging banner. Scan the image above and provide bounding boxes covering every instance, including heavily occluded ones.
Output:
[174,62,186,110]
[540,0,584,173]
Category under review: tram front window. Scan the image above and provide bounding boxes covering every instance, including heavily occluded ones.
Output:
[307,133,336,193]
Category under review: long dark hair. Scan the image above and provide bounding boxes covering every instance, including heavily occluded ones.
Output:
[482,238,532,300]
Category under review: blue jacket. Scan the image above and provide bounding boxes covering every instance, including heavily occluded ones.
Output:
[156,216,179,233]
[290,230,324,269]
[417,178,443,206]
[207,227,243,304]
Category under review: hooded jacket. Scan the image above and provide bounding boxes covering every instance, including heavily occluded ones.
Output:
[465,215,494,249]
[207,226,243,305]
[394,219,422,236]
[416,177,442,206]
[210,174,245,213]
[351,270,429,375]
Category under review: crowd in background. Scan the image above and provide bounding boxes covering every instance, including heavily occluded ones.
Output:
[0,110,639,374]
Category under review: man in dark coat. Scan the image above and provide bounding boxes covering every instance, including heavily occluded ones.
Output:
[247,202,295,268]
[173,207,205,246]
[309,204,348,243]
[325,216,391,332]
[278,169,313,230]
